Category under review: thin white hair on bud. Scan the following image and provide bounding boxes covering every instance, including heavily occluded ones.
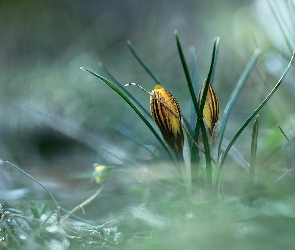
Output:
[124,83,152,95]
[124,83,136,87]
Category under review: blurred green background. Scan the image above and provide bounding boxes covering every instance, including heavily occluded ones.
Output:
[1,0,295,227]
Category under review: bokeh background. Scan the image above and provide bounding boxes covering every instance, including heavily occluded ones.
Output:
[1,0,295,218]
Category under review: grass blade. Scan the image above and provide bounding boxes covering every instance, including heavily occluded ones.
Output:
[5,161,60,223]
[207,37,220,84]
[220,51,295,170]
[218,49,261,158]
[174,30,212,189]
[250,115,259,189]
[191,121,201,182]
[199,37,219,112]
[81,67,175,162]
[266,167,295,191]
[277,124,295,149]
[190,47,198,131]
[174,31,199,115]
[268,0,295,53]
[127,40,163,86]
[100,63,151,119]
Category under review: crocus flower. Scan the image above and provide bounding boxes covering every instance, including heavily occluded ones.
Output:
[197,81,220,135]
[150,85,184,156]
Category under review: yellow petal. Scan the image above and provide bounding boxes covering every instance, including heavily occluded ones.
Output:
[198,82,220,134]
[150,85,184,153]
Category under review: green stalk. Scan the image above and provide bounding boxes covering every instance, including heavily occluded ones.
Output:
[60,186,103,223]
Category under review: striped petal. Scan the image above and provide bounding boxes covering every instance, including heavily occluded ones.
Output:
[198,81,220,134]
[150,85,184,153]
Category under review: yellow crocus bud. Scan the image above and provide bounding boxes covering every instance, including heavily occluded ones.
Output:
[197,81,220,135]
[150,85,184,155]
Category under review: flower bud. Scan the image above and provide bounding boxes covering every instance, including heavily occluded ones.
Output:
[150,85,184,154]
[198,81,220,135]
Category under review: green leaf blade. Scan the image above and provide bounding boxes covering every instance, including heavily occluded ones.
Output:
[250,115,259,189]
[100,63,152,119]
[218,49,261,158]
[127,40,163,86]
[220,51,295,170]
[174,31,213,190]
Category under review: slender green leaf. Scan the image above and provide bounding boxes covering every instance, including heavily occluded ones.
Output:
[189,47,201,169]
[40,201,49,215]
[207,37,220,84]
[268,0,294,53]
[220,51,295,170]
[266,167,295,191]
[250,115,259,189]
[30,201,37,207]
[80,67,175,162]
[174,30,212,188]
[30,206,41,219]
[199,37,219,190]
[200,37,219,112]
[192,37,220,176]
[127,40,163,86]
[174,31,199,115]
[218,49,261,158]
[191,121,201,182]
[190,47,198,131]
[6,161,60,223]
[100,63,151,119]
[277,124,295,149]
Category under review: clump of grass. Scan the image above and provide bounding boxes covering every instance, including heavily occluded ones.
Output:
[80,23,295,248]
[0,162,121,249]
